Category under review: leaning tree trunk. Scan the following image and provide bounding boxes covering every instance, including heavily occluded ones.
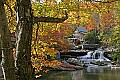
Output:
[15,0,34,80]
[0,0,16,80]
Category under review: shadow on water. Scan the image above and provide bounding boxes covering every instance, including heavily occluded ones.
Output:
[37,68,120,80]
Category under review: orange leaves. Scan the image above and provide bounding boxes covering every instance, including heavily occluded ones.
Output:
[43,69,49,73]
[31,0,119,75]
[32,55,61,74]
[31,34,61,73]
[86,24,94,31]
[100,9,114,28]
[32,58,61,74]
[32,19,72,74]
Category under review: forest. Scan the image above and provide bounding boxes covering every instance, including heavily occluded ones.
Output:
[0,0,120,80]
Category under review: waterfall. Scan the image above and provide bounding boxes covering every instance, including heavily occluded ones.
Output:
[77,49,111,67]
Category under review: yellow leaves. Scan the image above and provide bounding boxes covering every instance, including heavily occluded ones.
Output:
[42,60,61,68]
[31,0,119,75]
[32,63,39,69]
[5,0,16,33]
[50,42,57,45]
[31,37,60,73]
[35,75,42,78]
[32,54,61,74]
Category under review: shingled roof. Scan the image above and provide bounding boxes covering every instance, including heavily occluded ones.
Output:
[76,26,88,33]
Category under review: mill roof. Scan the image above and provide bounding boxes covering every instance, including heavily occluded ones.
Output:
[76,26,88,33]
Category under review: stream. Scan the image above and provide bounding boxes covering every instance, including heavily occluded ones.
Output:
[37,49,120,80]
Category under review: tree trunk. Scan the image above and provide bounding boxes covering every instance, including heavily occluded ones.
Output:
[15,0,68,79]
[15,0,34,80]
[0,1,16,80]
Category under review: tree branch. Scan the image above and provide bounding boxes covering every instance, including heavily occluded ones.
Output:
[95,0,119,3]
[33,11,68,23]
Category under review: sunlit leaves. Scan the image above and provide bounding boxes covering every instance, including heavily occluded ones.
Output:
[32,1,64,18]
[31,40,61,74]
[31,0,120,74]
[5,0,120,75]
[5,0,16,32]
[32,21,72,73]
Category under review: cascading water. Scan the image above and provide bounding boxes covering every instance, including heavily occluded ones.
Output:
[77,49,112,67]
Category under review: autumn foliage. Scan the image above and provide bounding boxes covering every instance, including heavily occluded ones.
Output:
[4,0,120,76]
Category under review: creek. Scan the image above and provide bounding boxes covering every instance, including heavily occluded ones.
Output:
[37,49,119,80]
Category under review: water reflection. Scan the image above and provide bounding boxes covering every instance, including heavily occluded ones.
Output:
[46,68,120,80]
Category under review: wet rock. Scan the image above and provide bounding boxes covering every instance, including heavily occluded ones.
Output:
[54,61,84,71]
[91,61,107,66]
[67,58,85,66]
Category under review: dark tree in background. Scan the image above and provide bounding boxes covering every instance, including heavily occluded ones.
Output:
[84,30,101,44]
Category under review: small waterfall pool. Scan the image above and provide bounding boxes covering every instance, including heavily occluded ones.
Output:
[39,67,120,80]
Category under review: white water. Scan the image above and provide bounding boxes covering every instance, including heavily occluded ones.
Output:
[77,49,111,67]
